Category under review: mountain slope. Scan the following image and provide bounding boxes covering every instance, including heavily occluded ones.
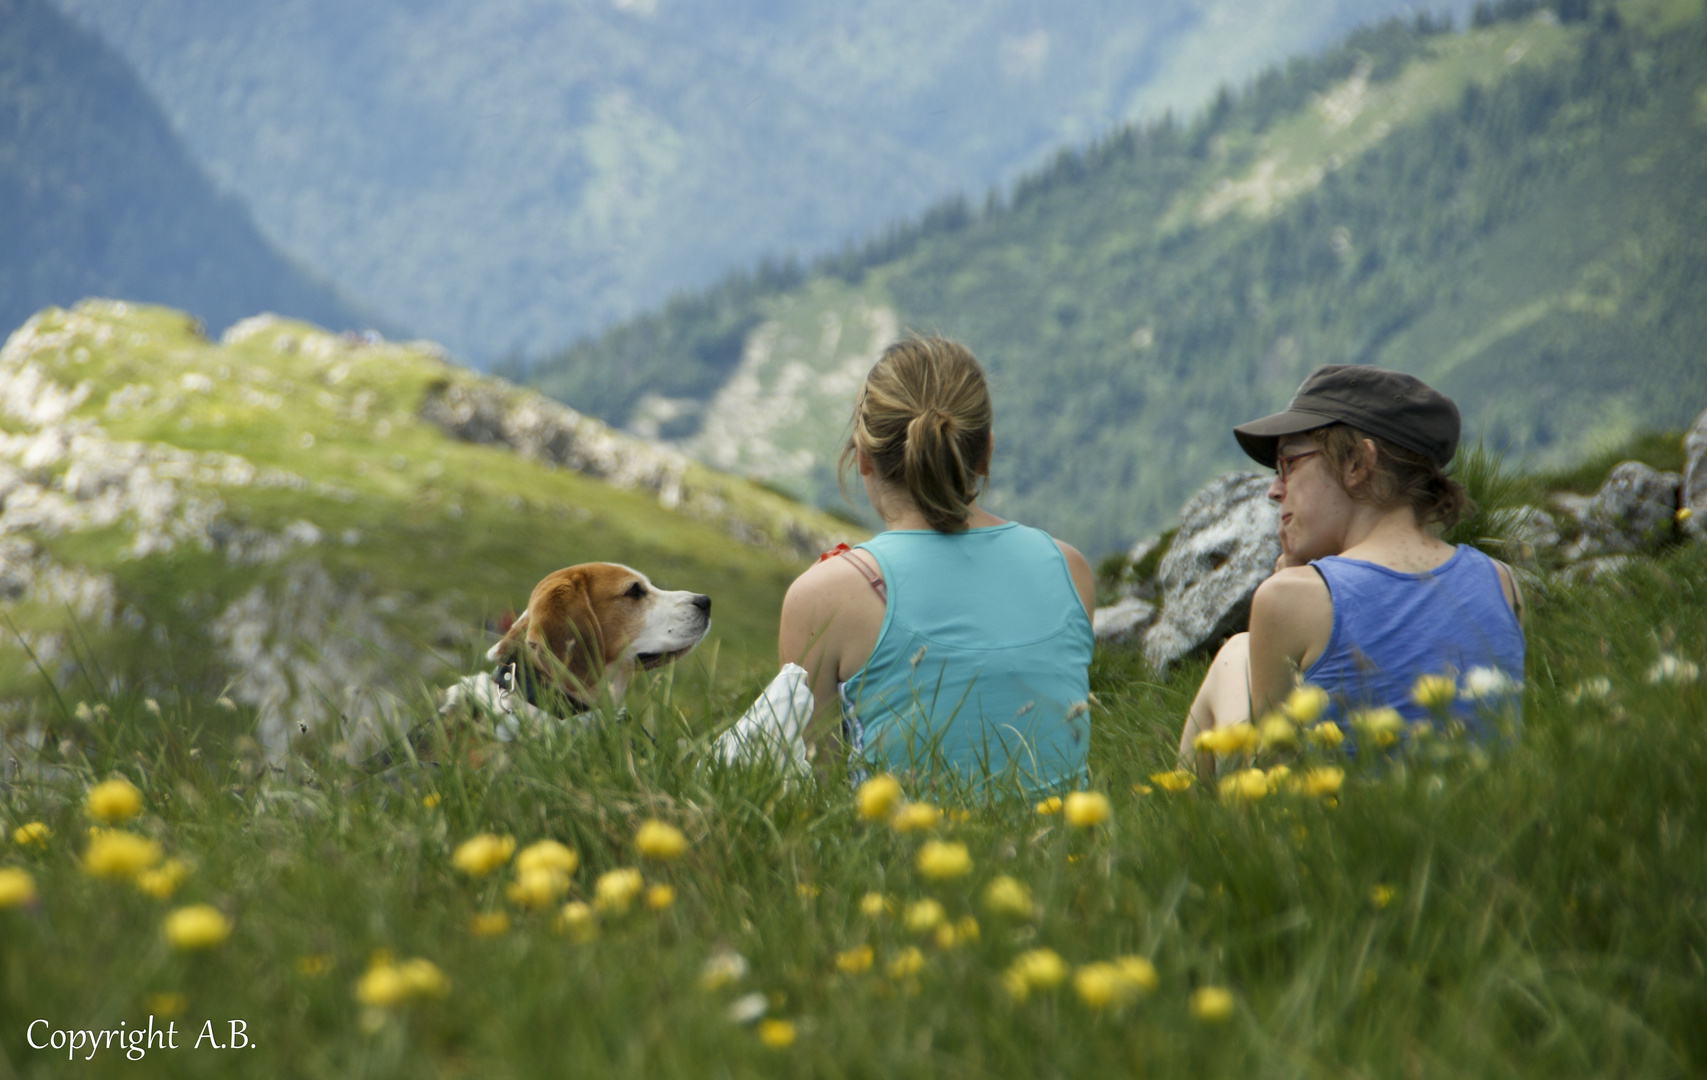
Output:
[0,301,854,759]
[0,0,377,343]
[51,0,1464,363]
[525,1,1707,554]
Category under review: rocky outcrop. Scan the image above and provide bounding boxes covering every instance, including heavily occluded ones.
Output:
[1141,473,1280,673]
[1092,596,1157,643]
[1684,406,1707,541]
[1567,461,1683,558]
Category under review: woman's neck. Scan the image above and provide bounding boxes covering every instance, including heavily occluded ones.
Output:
[1336,503,1454,572]
[868,481,1004,532]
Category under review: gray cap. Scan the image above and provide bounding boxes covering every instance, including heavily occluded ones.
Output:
[1234,364,1460,469]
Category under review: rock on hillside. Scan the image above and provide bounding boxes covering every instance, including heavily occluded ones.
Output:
[0,301,854,762]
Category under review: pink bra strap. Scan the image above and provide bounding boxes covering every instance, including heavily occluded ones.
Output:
[837,549,887,603]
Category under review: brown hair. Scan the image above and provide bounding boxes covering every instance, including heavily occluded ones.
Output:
[839,337,992,532]
[1314,424,1474,528]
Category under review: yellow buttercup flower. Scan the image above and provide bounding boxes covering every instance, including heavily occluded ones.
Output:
[1008,948,1068,991]
[82,830,162,879]
[450,833,514,878]
[859,891,892,918]
[86,778,143,823]
[645,883,676,910]
[1258,713,1296,749]
[1190,986,1235,1022]
[557,901,597,942]
[954,916,979,942]
[354,963,408,1007]
[1282,684,1329,725]
[889,802,941,833]
[11,821,51,846]
[163,904,231,950]
[143,993,186,1018]
[1306,722,1345,748]
[135,858,191,899]
[887,946,925,979]
[1194,722,1259,756]
[1073,962,1135,1009]
[903,898,945,933]
[1410,673,1458,711]
[1218,769,1268,802]
[1300,766,1345,797]
[1063,791,1111,827]
[1034,796,1062,816]
[421,792,441,808]
[1149,770,1194,793]
[756,1018,796,1048]
[635,820,688,860]
[594,867,645,913]
[468,911,511,936]
[397,958,450,998]
[933,922,961,950]
[0,866,37,907]
[295,955,331,977]
[982,876,1033,920]
[836,944,875,974]
[1369,884,1396,909]
[506,866,570,909]
[856,774,904,821]
[1115,955,1158,992]
[515,839,579,876]
[915,840,972,880]
[1351,707,1404,748]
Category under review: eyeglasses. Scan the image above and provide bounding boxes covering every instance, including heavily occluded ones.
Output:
[1275,449,1320,483]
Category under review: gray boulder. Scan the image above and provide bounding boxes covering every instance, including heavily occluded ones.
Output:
[1092,596,1157,644]
[1569,461,1682,557]
[1501,505,1561,565]
[1142,473,1280,673]
[1684,406,1707,541]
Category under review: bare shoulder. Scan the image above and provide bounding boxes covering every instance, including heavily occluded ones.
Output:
[784,554,866,611]
[1052,539,1097,618]
[1254,565,1330,607]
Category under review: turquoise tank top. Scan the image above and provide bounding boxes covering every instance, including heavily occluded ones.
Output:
[1304,545,1525,748]
[839,522,1094,796]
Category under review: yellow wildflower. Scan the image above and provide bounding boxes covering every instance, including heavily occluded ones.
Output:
[954,916,979,942]
[1369,884,1396,909]
[135,857,191,899]
[1001,967,1031,1002]
[1073,962,1134,1009]
[933,922,960,950]
[11,821,51,846]
[556,901,597,942]
[143,993,186,1018]
[594,867,645,913]
[1034,796,1062,815]
[635,819,688,860]
[903,897,945,933]
[1258,713,1296,750]
[1265,764,1292,787]
[856,774,904,821]
[887,946,925,978]
[756,1019,796,1048]
[983,876,1033,920]
[1410,673,1458,711]
[515,839,579,876]
[1190,986,1235,1022]
[645,883,676,910]
[397,958,449,998]
[82,830,162,879]
[1115,955,1159,992]
[889,802,941,833]
[1064,791,1112,827]
[354,963,409,1007]
[858,891,892,918]
[1149,770,1194,793]
[295,955,331,977]
[1678,507,1694,523]
[421,792,441,808]
[796,882,821,898]
[450,833,514,878]
[1300,766,1345,797]
[0,866,37,907]
[86,778,143,823]
[506,866,570,909]
[1351,707,1404,748]
[163,904,231,950]
[1282,684,1329,725]
[1008,948,1068,991]
[1306,722,1345,748]
[915,840,972,880]
[1217,769,1268,802]
[468,911,511,936]
[836,944,875,974]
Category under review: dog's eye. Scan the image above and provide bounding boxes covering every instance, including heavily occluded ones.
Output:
[624,581,647,599]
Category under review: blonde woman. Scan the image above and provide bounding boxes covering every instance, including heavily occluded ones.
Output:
[775,336,1096,795]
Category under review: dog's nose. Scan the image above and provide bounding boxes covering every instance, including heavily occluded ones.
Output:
[692,594,711,613]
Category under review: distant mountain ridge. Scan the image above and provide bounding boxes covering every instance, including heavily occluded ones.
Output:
[50,0,1463,363]
[0,0,376,343]
[521,0,1707,555]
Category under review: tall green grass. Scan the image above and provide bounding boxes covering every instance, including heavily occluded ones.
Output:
[1,542,1703,1077]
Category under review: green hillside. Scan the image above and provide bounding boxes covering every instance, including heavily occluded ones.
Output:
[526,0,1707,555]
[0,0,378,344]
[0,301,855,759]
[52,0,1460,363]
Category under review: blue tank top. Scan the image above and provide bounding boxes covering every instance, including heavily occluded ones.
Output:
[1304,545,1525,746]
[840,522,1093,796]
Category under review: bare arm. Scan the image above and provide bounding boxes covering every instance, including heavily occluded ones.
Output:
[777,558,884,759]
[1053,540,1097,620]
[1246,568,1334,718]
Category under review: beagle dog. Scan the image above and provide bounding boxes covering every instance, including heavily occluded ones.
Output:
[372,564,709,769]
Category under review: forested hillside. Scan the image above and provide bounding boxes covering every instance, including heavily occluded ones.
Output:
[0,0,374,342]
[525,0,1707,554]
[52,0,1457,363]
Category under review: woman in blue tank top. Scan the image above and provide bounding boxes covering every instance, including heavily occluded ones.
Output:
[777,337,1097,795]
[1177,365,1526,771]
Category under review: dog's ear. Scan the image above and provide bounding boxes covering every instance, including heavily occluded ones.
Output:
[488,609,531,664]
[526,570,606,698]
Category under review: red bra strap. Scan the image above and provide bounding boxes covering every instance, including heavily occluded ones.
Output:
[820,543,886,603]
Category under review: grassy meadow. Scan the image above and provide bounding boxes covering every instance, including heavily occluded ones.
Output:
[1,515,1702,1077]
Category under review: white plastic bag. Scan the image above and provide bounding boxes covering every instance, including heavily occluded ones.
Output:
[712,663,814,775]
